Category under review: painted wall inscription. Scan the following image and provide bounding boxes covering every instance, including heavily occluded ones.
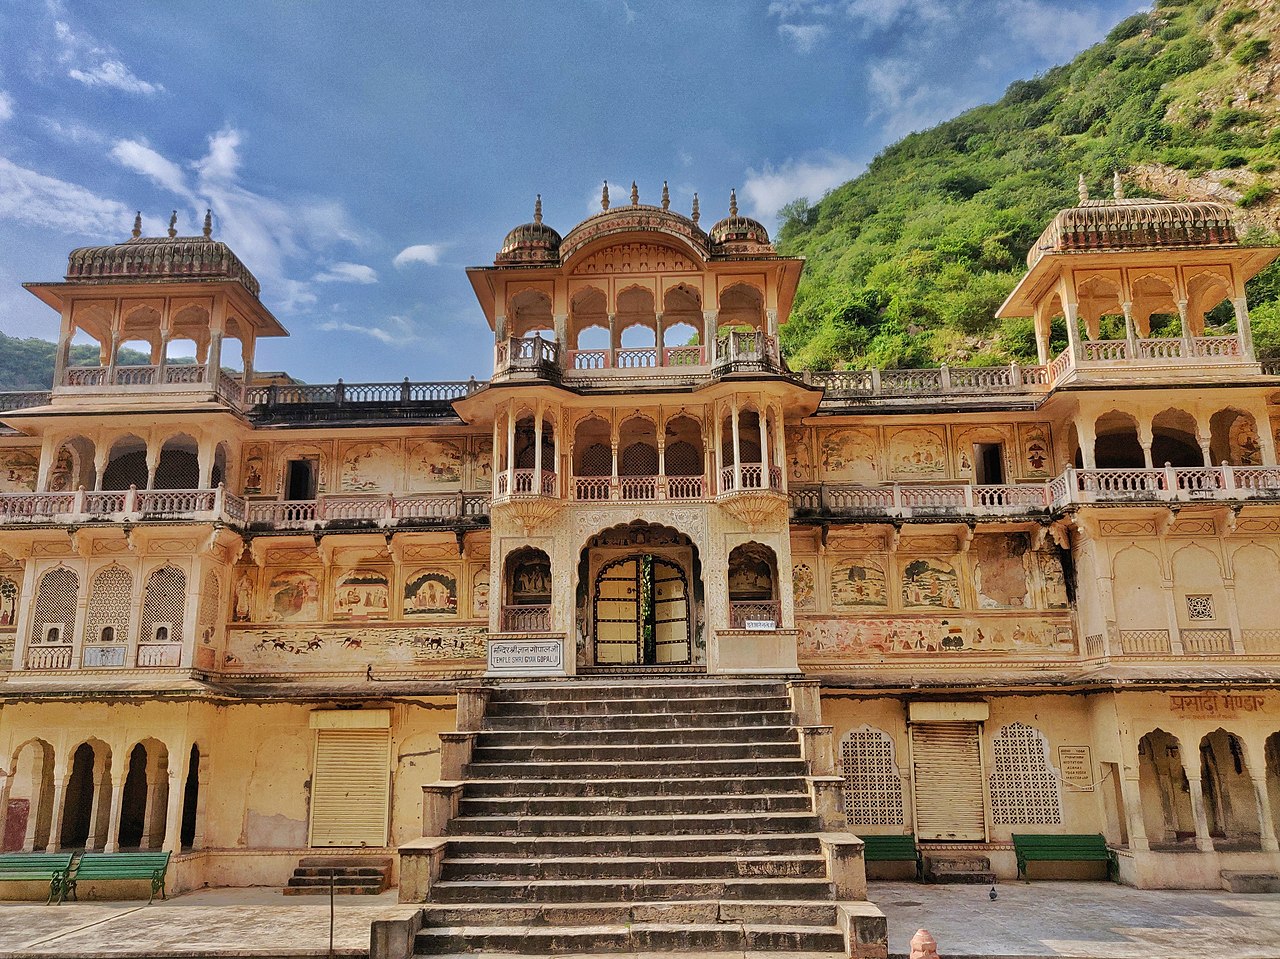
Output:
[798,616,1076,659]
[226,623,486,670]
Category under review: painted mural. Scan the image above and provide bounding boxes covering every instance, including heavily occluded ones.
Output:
[819,429,878,483]
[785,428,813,483]
[973,533,1031,609]
[953,427,1011,479]
[509,556,551,604]
[471,446,494,490]
[798,615,1076,659]
[409,440,464,487]
[0,632,13,670]
[1230,416,1262,466]
[242,446,266,495]
[404,569,458,615]
[0,450,37,493]
[226,623,486,670]
[727,543,775,601]
[888,428,947,478]
[341,442,399,493]
[1020,424,1053,477]
[1038,551,1069,609]
[472,568,490,617]
[267,571,321,622]
[333,568,391,620]
[47,447,74,493]
[231,568,256,623]
[793,563,815,610]
[901,557,962,608]
[831,557,888,608]
[0,576,16,627]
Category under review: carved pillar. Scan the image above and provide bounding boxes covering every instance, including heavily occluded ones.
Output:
[191,754,210,850]
[655,311,665,365]
[197,436,215,489]
[205,330,223,386]
[1122,301,1137,356]
[93,444,109,491]
[1257,408,1278,467]
[1177,299,1192,355]
[1118,769,1150,852]
[713,403,724,493]
[105,330,121,386]
[552,407,562,497]
[1062,296,1081,361]
[1185,770,1215,852]
[145,434,161,490]
[730,397,742,491]
[607,312,617,367]
[505,402,516,496]
[757,402,771,487]
[1138,423,1154,470]
[1234,297,1255,361]
[704,311,718,365]
[1077,417,1097,471]
[103,773,126,853]
[140,753,162,848]
[553,312,567,347]
[1252,772,1280,852]
[533,401,544,492]
[45,776,66,852]
[162,749,187,853]
[52,317,74,386]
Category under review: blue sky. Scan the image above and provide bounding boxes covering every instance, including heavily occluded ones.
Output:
[0,0,1145,383]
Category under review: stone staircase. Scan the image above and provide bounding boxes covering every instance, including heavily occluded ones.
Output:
[283,855,391,895]
[386,679,886,958]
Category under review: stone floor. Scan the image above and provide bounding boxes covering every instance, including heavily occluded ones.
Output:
[873,880,1280,957]
[0,881,1277,958]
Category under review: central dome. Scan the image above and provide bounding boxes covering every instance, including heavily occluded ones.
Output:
[495,196,562,265]
[708,189,773,254]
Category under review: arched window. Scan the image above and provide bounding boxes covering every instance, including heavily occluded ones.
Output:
[30,567,79,646]
[141,566,186,646]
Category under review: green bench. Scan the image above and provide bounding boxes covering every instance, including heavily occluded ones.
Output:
[1012,833,1116,881]
[860,834,923,880]
[60,851,171,904]
[0,853,77,904]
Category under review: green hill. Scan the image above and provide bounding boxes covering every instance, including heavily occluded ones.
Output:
[0,330,191,391]
[777,0,1280,369]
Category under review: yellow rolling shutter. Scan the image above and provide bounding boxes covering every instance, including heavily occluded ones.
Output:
[910,722,987,841]
[308,725,391,848]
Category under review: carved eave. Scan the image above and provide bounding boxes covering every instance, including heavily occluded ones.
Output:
[715,490,787,532]
[492,496,565,536]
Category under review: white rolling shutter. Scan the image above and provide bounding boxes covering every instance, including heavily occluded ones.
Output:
[910,722,987,841]
[308,711,391,848]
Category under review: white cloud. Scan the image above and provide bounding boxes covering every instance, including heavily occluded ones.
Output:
[318,320,398,344]
[741,153,865,220]
[778,23,829,53]
[999,0,1128,61]
[110,139,192,197]
[195,127,242,183]
[0,156,131,235]
[393,243,444,268]
[867,59,980,139]
[314,262,378,284]
[841,0,949,32]
[0,92,13,123]
[54,20,163,95]
[39,117,109,145]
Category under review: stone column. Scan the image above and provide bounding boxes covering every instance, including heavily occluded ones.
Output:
[105,330,121,386]
[552,410,562,498]
[1177,299,1192,356]
[713,404,724,493]
[52,320,74,387]
[205,330,223,386]
[103,773,126,853]
[1063,297,1082,361]
[93,444,110,492]
[1198,432,1212,467]
[1138,423,1154,470]
[45,777,66,852]
[191,755,210,850]
[704,311,718,365]
[155,330,172,383]
[607,312,617,367]
[1118,768,1150,851]
[730,398,742,491]
[1234,297,1255,361]
[533,403,544,492]
[1252,771,1280,852]
[553,313,567,348]
[1185,771,1215,852]
[162,752,186,853]
[757,403,771,488]
[654,311,665,365]
[1122,301,1138,356]
[85,754,109,850]
[1077,418,1097,471]
[505,402,516,496]
[145,436,161,490]
[140,755,162,848]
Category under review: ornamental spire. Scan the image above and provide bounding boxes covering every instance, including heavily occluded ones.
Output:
[691,192,699,225]
[203,209,212,238]
[729,188,738,217]
[1077,174,1089,204]
[630,180,639,206]
[661,180,670,210]
[534,194,542,225]
[601,180,610,211]
[168,210,178,238]
[131,211,142,239]
[1113,170,1124,200]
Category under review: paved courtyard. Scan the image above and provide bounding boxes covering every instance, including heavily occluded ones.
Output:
[0,881,1277,958]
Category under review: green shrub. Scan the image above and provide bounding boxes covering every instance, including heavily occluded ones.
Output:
[1219,7,1258,31]
[1233,38,1271,66]
[1219,151,1248,168]
[1240,184,1276,207]
[1252,159,1278,174]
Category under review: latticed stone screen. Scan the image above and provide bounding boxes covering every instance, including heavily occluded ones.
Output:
[620,443,657,476]
[1186,594,1215,620]
[579,443,611,477]
[665,441,702,476]
[989,722,1063,825]
[198,571,220,644]
[839,725,905,826]
[30,566,79,644]
[141,566,186,643]
[87,566,133,643]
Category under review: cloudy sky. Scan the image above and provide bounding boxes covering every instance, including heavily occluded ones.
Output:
[0,0,1145,383]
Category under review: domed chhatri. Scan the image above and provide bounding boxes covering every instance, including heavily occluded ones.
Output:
[495,195,563,266]
[708,188,773,255]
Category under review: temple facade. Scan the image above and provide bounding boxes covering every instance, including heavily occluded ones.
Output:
[1,179,1279,895]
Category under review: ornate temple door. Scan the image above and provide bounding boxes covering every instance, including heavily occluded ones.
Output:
[593,555,691,667]
[909,722,987,841]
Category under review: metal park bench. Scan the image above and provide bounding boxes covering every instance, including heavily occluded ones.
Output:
[59,851,172,904]
[860,833,923,880]
[0,853,77,904]
[1012,833,1116,880]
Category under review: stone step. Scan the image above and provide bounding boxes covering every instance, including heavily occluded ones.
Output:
[482,708,797,731]
[465,757,811,781]
[486,681,788,702]
[429,877,836,903]
[419,954,846,959]
[422,899,840,927]
[447,812,821,838]
[297,855,391,868]
[467,746,805,771]
[292,865,390,878]
[476,724,800,747]
[458,792,813,817]
[923,854,996,885]
[461,775,811,798]
[415,921,847,954]
[283,884,386,896]
[1221,870,1280,893]
[440,853,828,882]
[486,695,794,717]
[442,833,824,860]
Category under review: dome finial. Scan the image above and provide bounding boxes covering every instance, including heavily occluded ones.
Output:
[534,194,543,225]
[601,180,610,211]
[691,192,699,225]
[168,210,178,238]
[1113,170,1124,200]
[131,211,142,239]
[661,181,670,210]
[729,188,738,217]
[1077,174,1089,204]
[203,209,212,238]
[631,180,639,206]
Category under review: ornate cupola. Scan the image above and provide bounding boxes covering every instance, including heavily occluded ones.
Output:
[708,189,774,256]
[495,196,562,266]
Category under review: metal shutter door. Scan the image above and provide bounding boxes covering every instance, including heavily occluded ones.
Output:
[308,728,391,847]
[910,722,987,841]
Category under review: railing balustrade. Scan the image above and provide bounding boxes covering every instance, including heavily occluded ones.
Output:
[619,475,659,500]
[1191,336,1241,358]
[568,349,609,370]
[615,348,658,369]
[663,346,704,366]
[113,365,158,386]
[665,475,704,499]
[1084,634,1105,658]
[501,605,551,632]
[64,366,107,387]
[574,477,612,501]
[1119,629,1172,655]
[1082,340,1129,362]
[729,601,781,629]
[1181,629,1233,655]
[81,645,127,668]
[25,645,73,670]
[164,364,207,384]
[1137,338,1183,360]
[0,390,53,410]
[1047,348,1073,383]
[136,643,183,668]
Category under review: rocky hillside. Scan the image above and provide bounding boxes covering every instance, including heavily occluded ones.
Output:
[777,0,1280,369]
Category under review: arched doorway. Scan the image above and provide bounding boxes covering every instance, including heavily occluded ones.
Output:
[578,522,701,669]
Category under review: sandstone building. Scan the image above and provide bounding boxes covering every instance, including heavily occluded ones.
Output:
[1,179,1279,931]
